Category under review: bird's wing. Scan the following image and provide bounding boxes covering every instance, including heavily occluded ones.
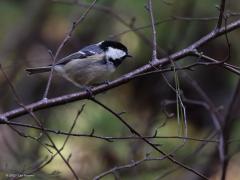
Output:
[55,44,104,66]
[55,51,87,65]
[80,43,103,54]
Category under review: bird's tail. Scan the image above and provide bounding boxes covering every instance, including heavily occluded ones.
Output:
[25,66,51,75]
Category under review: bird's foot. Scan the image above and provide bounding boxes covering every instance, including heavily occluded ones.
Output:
[84,86,94,99]
[102,80,110,86]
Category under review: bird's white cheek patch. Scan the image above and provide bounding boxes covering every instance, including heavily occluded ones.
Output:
[106,47,126,60]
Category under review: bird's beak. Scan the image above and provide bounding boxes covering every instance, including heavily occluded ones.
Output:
[126,54,132,58]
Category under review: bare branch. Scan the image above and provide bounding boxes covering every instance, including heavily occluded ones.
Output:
[1,19,240,121]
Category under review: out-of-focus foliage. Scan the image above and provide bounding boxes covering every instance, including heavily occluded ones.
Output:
[1,0,240,179]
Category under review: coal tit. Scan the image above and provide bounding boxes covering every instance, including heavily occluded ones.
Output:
[26,41,132,89]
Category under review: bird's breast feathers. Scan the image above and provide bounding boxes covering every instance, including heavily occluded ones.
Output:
[54,55,115,85]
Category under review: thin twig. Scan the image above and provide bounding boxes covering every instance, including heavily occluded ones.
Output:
[0,64,79,180]
[0,119,219,143]
[216,0,226,29]
[27,107,84,176]
[94,155,166,180]
[155,131,218,180]
[147,0,158,61]
[91,98,208,179]
[43,0,98,99]
[220,80,240,180]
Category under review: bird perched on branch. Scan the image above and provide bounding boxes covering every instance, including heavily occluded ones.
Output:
[26,40,132,91]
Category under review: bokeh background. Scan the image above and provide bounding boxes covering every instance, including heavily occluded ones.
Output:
[1,0,240,179]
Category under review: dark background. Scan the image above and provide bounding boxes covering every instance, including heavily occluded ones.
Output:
[0,0,240,179]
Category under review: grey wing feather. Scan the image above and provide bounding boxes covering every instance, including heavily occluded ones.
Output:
[55,51,87,65]
[55,44,103,65]
[80,44,103,54]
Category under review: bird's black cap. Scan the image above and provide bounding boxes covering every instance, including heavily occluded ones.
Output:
[100,41,128,53]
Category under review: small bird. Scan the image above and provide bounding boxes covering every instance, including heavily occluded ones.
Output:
[26,40,131,90]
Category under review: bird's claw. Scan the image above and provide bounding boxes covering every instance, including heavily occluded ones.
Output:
[85,87,94,99]
[103,80,110,86]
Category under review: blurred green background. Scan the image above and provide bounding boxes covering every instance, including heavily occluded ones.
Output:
[1,0,240,179]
